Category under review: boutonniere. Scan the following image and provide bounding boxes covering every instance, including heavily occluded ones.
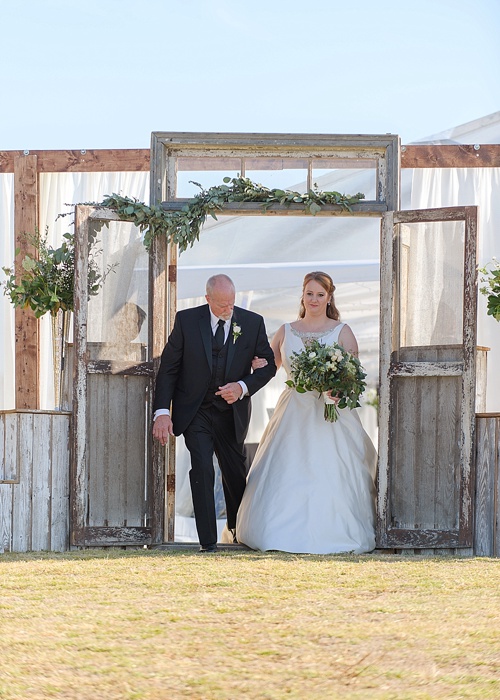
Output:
[232,322,242,344]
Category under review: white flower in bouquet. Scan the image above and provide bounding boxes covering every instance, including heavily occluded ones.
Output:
[285,339,367,422]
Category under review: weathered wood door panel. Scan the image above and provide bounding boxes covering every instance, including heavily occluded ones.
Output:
[71,206,164,547]
[378,207,478,549]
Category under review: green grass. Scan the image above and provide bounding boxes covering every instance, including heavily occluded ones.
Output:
[1,550,499,699]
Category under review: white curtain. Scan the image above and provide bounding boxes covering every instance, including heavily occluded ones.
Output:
[410,168,500,410]
[38,171,150,408]
[0,171,150,410]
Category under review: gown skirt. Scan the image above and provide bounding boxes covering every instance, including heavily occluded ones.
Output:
[236,323,377,554]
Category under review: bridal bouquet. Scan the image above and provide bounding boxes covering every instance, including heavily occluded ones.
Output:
[285,339,367,422]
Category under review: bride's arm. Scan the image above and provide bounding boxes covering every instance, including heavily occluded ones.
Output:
[338,324,359,357]
[270,324,285,370]
[251,324,285,371]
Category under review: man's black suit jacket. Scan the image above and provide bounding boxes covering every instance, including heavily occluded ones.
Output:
[153,304,277,443]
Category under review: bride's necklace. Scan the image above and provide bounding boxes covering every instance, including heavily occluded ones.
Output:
[290,324,339,340]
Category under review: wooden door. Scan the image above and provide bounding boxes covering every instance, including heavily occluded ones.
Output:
[377,206,478,549]
[71,206,164,546]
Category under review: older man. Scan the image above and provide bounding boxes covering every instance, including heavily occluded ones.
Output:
[153,274,276,551]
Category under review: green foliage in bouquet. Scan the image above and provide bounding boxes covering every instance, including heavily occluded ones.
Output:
[285,339,367,422]
[2,227,115,318]
[479,259,500,321]
[99,177,365,253]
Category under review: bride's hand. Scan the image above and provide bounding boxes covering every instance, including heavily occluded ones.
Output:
[325,390,340,404]
[252,356,268,371]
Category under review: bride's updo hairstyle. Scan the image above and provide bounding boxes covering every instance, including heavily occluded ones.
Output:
[299,271,340,321]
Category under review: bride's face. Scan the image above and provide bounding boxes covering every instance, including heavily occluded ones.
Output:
[302,280,331,316]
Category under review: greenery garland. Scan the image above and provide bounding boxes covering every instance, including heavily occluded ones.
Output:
[99,176,365,253]
[479,259,500,321]
[1,177,364,317]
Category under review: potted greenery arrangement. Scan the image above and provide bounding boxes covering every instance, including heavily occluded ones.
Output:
[2,227,115,409]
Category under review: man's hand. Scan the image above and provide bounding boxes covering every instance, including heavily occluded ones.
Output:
[152,414,174,446]
[216,382,243,404]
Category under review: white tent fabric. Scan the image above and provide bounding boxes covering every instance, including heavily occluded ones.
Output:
[177,213,383,378]
[412,111,500,146]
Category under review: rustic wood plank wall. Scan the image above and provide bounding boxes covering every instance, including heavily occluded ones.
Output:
[390,347,488,556]
[87,375,148,528]
[391,347,462,541]
[0,410,70,553]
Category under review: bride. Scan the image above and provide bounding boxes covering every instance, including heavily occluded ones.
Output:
[236,271,377,554]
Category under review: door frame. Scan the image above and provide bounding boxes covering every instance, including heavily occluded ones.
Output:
[150,131,401,543]
[71,205,164,547]
[377,206,478,548]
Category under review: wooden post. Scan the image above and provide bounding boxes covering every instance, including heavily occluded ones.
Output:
[475,414,500,557]
[14,154,39,409]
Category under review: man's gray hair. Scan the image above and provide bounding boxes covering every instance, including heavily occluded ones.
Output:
[206,274,235,295]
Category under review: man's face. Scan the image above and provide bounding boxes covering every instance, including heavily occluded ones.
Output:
[206,284,235,321]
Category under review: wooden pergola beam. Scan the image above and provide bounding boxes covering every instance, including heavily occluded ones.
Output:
[401,144,500,168]
[0,149,150,173]
[1,144,500,174]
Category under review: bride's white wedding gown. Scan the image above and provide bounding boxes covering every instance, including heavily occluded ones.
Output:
[236,323,377,554]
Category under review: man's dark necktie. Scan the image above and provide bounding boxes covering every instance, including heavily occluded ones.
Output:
[214,319,225,348]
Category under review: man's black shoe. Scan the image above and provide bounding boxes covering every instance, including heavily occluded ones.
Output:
[199,544,218,553]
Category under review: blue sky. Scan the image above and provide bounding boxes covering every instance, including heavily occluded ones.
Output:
[1,0,499,150]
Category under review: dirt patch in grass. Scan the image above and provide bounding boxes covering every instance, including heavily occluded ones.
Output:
[1,550,499,699]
